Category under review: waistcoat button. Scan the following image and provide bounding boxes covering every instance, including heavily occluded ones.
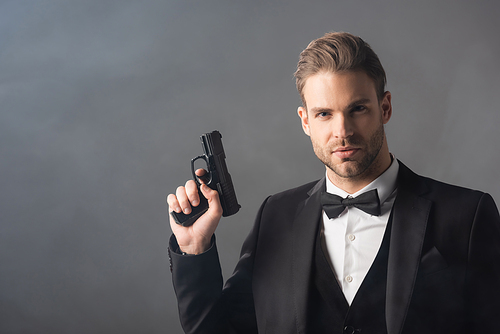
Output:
[344,325,355,334]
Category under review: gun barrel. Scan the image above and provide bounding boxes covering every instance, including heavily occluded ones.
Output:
[202,131,240,217]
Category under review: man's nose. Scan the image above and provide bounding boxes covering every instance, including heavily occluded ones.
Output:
[332,114,354,139]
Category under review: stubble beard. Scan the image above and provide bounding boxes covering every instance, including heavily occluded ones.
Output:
[312,122,386,181]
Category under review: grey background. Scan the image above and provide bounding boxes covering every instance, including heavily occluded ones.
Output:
[1,0,499,333]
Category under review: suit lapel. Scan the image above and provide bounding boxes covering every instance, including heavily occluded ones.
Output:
[292,177,325,334]
[386,162,432,334]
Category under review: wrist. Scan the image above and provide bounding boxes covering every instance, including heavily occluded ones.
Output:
[178,237,212,255]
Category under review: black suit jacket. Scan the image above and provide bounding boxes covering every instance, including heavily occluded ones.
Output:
[169,161,500,333]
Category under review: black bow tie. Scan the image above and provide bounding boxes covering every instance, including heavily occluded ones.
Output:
[320,189,381,218]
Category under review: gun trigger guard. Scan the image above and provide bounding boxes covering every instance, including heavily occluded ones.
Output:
[191,155,212,186]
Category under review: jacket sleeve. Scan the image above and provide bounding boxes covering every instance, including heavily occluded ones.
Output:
[465,192,500,332]
[169,234,226,334]
[169,197,269,334]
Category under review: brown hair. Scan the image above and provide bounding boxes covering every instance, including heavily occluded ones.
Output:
[294,32,386,107]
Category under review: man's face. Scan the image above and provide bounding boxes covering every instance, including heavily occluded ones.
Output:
[298,71,392,184]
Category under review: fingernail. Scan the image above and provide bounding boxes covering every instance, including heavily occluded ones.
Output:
[192,199,199,206]
[183,208,190,214]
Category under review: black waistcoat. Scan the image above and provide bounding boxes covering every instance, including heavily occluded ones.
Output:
[308,215,393,334]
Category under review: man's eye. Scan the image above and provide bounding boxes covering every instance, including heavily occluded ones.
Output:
[315,112,329,118]
[352,105,366,112]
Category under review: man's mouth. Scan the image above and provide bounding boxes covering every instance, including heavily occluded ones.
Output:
[333,147,360,159]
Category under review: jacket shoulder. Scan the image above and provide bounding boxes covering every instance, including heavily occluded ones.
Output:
[398,160,485,201]
[266,179,321,205]
[421,174,483,197]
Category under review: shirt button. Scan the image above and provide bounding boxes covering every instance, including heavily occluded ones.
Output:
[345,275,353,283]
[348,234,355,241]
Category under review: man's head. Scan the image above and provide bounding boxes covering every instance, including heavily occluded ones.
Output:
[295,32,392,193]
[295,32,386,108]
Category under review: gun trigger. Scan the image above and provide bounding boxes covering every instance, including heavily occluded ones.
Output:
[198,173,210,184]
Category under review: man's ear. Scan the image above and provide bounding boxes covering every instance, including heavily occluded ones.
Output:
[297,106,311,136]
[380,91,392,124]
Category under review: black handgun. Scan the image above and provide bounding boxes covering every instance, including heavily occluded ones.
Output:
[170,130,241,227]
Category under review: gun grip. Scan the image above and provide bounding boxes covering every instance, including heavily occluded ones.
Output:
[170,188,209,227]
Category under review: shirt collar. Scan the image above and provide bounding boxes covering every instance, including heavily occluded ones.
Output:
[325,155,399,205]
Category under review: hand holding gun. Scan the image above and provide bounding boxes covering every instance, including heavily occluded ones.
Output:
[167,131,240,254]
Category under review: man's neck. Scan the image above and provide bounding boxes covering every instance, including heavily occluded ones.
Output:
[327,152,393,194]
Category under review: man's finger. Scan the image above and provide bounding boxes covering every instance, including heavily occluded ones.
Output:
[166,193,181,213]
[185,180,200,207]
[195,168,210,184]
[176,186,191,214]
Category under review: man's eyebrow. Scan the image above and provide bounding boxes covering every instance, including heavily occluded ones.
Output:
[309,98,373,113]
[346,98,372,110]
[309,107,333,113]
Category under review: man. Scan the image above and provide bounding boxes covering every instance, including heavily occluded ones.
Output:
[167,32,500,334]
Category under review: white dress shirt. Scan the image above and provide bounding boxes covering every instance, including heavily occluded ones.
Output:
[321,158,399,305]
